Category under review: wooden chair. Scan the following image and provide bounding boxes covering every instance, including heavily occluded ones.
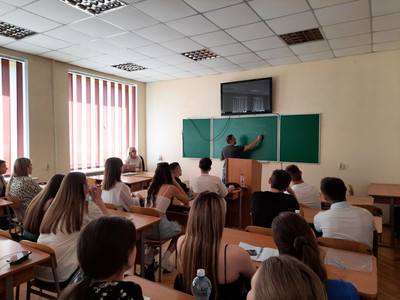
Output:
[346,195,374,206]
[104,203,117,210]
[317,237,373,255]
[245,225,273,236]
[130,206,177,282]
[20,240,61,300]
[353,204,383,217]
[6,195,24,236]
[0,229,12,239]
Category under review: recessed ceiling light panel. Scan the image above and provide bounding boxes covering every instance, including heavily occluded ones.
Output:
[59,0,125,15]
[280,28,324,45]
[0,21,36,40]
[112,63,147,72]
[182,49,220,61]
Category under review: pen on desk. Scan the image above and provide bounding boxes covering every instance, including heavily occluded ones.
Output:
[256,248,264,260]
[331,258,346,269]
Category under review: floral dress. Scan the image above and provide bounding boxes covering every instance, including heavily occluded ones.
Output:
[90,281,143,300]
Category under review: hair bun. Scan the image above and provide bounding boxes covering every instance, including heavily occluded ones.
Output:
[293,236,308,250]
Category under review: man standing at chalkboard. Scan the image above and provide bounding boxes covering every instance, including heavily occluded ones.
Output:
[221,134,263,183]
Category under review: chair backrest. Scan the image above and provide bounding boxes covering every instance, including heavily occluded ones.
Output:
[353,204,382,216]
[346,195,374,206]
[6,195,24,220]
[104,203,117,210]
[20,240,58,268]
[317,237,372,255]
[130,206,163,217]
[245,225,273,236]
[140,155,146,172]
[347,184,354,196]
[0,229,12,239]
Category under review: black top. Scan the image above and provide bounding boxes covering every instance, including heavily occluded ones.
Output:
[250,191,299,228]
[175,177,189,193]
[89,281,143,300]
[221,145,245,160]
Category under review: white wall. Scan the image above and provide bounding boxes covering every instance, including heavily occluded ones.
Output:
[146,50,400,196]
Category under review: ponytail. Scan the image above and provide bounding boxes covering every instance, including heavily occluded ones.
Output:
[58,278,91,300]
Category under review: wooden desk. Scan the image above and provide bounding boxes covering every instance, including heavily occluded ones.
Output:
[222,228,377,298]
[124,275,193,299]
[0,236,50,300]
[134,171,155,178]
[90,174,152,191]
[107,209,160,277]
[225,189,243,229]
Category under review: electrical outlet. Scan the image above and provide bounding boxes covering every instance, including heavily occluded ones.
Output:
[338,162,345,170]
[45,163,50,170]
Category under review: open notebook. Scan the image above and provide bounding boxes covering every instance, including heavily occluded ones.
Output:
[239,242,279,262]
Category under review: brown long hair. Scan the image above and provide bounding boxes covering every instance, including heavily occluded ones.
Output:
[253,255,327,300]
[102,157,123,190]
[40,172,88,234]
[6,157,31,195]
[24,174,64,234]
[271,212,327,283]
[179,192,226,299]
[146,163,172,208]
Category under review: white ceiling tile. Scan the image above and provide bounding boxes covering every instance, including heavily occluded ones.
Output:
[371,0,400,17]
[40,50,80,62]
[88,54,128,65]
[0,35,17,46]
[315,0,370,26]
[257,47,293,59]
[333,45,371,56]
[98,6,159,31]
[183,0,242,13]
[373,40,400,51]
[239,60,271,70]
[167,15,220,36]
[154,65,186,74]
[151,74,176,81]
[199,57,232,68]
[157,54,193,65]
[133,0,196,22]
[329,33,371,49]
[191,68,219,76]
[69,17,125,38]
[58,45,102,59]
[214,64,243,73]
[110,50,149,62]
[298,50,334,61]
[70,59,107,70]
[373,13,400,32]
[266,11,319,35]
[211,43,249,56]
[23,34,71,50]
[134,44,175,57]
[1,9,61,32]
[105,32,152,49]
[0,1,16,16]
[160,38,203,53]
[226,52,262,64]
[373,28,400,43]
[308,0,353,9]
[171,71,197,79]
[93,65,123,75]
[132,68,163,76]
[249,0,310,20]
[4,41,50,54]
[81,39,124,53]
[133,58,167,69]
[177,61,213,71]
[24,0,90,24]
[243,36,286,51]
[290,40,331,55]
[45,26,96,44]
[135,24,184,43]
[322,18,371,39]
[226,22,274,42]
[204,3,261,29]
[1,0,35,6]
[267,56,300,66]
[190,31,236,47]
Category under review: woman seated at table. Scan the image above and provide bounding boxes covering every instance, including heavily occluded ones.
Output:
[35,172,108,287]
[145,162,189,272]
[0,160,7,197]
[247,255,327,300]
[60,216,143,300]
[124,146,142,171]
[23,174,65,242]
[174,192,256,300]
[6,157,42,219]
[271,212,359,300]
[102,157,142,211]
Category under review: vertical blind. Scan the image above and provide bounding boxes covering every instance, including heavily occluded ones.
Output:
[0,57,28,176]
[68,73,136,170]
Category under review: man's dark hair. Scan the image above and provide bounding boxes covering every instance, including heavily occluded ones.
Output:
[285,165,302,182]
[320,177,347,202]
[169,162,180,173]
[199,157,212,171]
[226,134,233,144]
[270,169,291,191]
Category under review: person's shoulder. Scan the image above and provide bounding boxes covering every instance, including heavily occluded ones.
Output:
[326,279,359,300]
[226,244,251,261]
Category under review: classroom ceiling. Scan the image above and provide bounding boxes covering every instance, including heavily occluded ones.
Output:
[0,0,399,83]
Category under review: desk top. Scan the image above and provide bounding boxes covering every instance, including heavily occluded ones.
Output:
[368,183,400,198]
[0,199,12,208]
[124,275,193,299]
[107,209,160,231]
[91,174,152,185]
[222,228,377,298]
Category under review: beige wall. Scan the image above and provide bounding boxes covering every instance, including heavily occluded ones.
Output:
[0,47,146,182]
[146,50,400,196]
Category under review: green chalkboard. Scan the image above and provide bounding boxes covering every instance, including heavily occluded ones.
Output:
[212,116,278,161]
[280,114,320,163]
[182,119,210,158]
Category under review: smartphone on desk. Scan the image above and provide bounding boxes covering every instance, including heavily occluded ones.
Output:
[246,249,257,256]
[7,250,32,264]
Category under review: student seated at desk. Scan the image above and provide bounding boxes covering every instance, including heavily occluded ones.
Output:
[35,172,108,287]
[314,177,375,248]
[169,162,189,193]
[124,146,142,171]
[145,162,189,272]
[23,174,65,242]
[60,216,143,300]
[247,255,327,300]
[175,192,256,300]
[272,212,359,300]
[102,157,142,211]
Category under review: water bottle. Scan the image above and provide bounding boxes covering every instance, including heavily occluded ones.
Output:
[240,173,245,188]
[191,269,212,300]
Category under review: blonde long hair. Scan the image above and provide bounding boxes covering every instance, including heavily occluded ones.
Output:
[6,157,31,195]
[40,172,88,234]
[179,192,226,299]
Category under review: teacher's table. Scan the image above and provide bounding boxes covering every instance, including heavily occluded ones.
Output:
[0,236,50,300]
[107,209,160,277]
[90,174,152,191]
[125,275,194,300]
[222,228,377,298]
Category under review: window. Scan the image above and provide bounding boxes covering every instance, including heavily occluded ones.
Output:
[68,72,136,171]
[0,56,28,175]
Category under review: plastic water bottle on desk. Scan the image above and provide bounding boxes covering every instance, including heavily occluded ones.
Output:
[240,173,245,188]
[191,269,212,300]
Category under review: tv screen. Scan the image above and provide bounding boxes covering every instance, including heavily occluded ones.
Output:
[221,77,272,116]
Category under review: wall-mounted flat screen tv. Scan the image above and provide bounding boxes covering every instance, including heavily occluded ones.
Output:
[221,77,272,116]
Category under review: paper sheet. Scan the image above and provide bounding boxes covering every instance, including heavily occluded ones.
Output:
[239,242,279,262]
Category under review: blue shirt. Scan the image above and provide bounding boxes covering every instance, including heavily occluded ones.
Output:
[326,279,359,300]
